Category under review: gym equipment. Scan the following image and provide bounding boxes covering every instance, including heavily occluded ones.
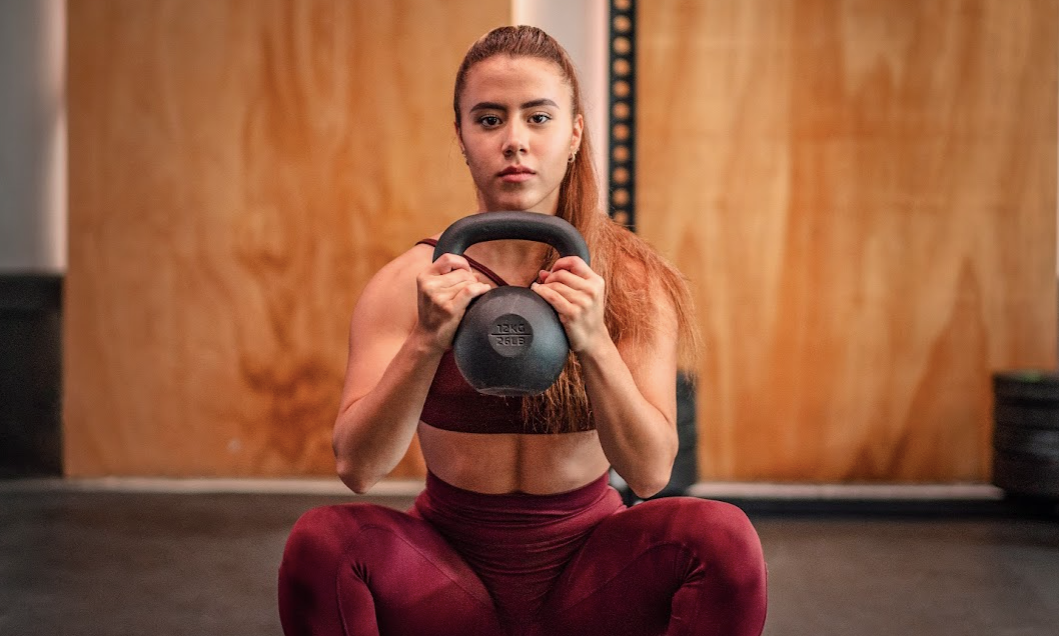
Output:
[432,211,590,397]
[992,370,1059,500]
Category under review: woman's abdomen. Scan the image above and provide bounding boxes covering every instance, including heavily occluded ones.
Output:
[417,422,609,494]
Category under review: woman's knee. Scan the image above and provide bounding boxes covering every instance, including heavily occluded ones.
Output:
[282,504,387,575]
[685,499,760,548]
[645,498,766,585]
[690,500,766,604]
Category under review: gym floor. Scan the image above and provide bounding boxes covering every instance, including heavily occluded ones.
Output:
[1,481,1056,636]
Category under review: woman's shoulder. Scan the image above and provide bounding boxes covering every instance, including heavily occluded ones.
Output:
[387,238,438,273]
[353,241,435,314]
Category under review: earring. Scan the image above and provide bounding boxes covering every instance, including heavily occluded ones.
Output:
[568,151,577,164]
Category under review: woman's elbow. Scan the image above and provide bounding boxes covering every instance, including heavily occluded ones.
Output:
[628,471,672,500]
[335,457,378,495]
[629,444,678,499]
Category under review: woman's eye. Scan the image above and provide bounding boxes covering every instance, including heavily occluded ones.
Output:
[479,115,502,127]
[530,113,552,124]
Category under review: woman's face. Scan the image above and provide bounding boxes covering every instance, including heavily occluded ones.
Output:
[457,55,583,215]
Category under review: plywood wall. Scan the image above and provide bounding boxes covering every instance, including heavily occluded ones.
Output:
[65,0,509,476]
[68,0,1057,483]
[637,0,1058,481]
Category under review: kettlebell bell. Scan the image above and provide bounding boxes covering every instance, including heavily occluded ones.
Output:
[433,211,591,397]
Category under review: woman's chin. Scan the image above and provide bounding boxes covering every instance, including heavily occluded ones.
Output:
[485,199,554,214]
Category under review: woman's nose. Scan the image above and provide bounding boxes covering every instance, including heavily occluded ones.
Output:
[502,122,528,156]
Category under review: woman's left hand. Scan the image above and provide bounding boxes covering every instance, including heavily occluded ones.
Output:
[531,256,610,355]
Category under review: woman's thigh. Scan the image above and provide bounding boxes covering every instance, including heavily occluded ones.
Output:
[531,497,767,636]
[279,503,504,636]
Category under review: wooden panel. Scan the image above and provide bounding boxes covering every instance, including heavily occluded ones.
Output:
[638,0,1057,481]
[65,0,509,476]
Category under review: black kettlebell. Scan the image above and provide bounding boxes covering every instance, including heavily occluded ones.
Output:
[433,211,591,397]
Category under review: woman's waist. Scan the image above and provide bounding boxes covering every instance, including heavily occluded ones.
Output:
[423,463,612,499]
[413,470,623,544]
[413,471,625,611]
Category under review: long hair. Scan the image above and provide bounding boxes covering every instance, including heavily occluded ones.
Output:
[454,26,699,433]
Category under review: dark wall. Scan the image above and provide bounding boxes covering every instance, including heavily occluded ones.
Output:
[0,274,62,476]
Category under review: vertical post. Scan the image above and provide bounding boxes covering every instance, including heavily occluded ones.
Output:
[512,0,610,196]
[0,0,66,476]
[607,0,636,229]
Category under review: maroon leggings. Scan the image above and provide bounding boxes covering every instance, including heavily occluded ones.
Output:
[278,473,767,636]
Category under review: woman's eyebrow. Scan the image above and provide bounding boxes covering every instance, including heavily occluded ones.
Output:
[469,101,506,113]
[520,98,559,110]
[469,98,560,113]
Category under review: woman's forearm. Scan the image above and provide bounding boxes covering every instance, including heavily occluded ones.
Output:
[332,329,443,493]
[579,341,678,499]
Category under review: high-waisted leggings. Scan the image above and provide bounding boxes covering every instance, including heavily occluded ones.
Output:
[278,472,767,636]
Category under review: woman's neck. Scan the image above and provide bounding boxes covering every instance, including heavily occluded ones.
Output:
[464,239,551,287]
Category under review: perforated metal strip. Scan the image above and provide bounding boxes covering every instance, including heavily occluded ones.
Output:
[608,0,636,230]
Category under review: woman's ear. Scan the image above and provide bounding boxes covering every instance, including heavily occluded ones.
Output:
[455,122,467,157]
[571,113,584,154]
[455,122,468,162]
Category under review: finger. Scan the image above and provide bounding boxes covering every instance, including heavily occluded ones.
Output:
[436,278,492,302]
[434,269,481,289]
[542,283,595,313]
[549,256,593,276]
[428,282,489,322]
[457,282,492,303]
[531,281,579,315]
[419,266,479,291]
[429,279,488,304]
[541,268,595,293]
[432,253,474,274]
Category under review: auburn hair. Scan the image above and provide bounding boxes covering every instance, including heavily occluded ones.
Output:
[454,26,699,433]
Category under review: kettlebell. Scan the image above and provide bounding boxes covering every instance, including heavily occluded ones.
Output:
[433,211,591,397]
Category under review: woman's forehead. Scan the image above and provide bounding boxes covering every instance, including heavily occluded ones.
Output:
[461,56,572,109]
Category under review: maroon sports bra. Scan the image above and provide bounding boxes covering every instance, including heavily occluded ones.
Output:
[416,238,556,435]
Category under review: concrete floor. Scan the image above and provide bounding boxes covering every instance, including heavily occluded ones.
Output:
[1,485,1056,636]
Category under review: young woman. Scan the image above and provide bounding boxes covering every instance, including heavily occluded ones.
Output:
[279,26,767,636]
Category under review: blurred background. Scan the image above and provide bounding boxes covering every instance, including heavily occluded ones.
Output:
[1,1,1057,635]
[6,0,1051,485]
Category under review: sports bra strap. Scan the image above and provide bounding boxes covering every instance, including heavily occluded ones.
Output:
[417,238,510,287]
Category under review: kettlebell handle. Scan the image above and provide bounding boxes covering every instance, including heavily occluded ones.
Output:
[432,211,590,266]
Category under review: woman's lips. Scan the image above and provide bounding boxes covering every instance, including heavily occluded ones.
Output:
[499,166,534,183]
[500,172,533,183]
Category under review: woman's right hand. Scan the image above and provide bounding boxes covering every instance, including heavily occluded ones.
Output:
[415,253,492,350]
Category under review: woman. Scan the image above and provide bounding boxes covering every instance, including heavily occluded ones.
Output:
[279,25,767,636]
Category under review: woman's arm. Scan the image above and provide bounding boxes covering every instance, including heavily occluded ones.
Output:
[579,321,679,499]
[533,257,679,499]
[332,250,490,493]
